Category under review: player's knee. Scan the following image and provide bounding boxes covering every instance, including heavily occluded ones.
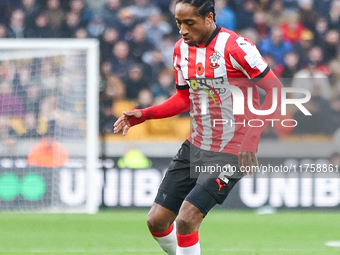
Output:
[147,210,169,233]
[176,201,204,234]
[176,216,193,231]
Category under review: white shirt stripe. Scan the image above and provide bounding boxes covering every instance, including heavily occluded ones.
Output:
[229,54,251,79]
[174,55,187,86]
[180,41,189,81]
[214,32,230,77]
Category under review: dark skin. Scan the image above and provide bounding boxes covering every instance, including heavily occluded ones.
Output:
[175,2,216,46]
[114,2,258,235]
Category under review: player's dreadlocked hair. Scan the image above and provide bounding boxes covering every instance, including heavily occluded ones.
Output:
[176,0,216,22]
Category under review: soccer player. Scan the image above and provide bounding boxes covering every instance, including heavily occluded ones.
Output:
[114,0,283,254]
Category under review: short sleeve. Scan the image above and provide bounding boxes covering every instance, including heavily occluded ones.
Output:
[229,36,269,80]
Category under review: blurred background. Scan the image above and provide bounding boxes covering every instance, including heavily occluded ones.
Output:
[0,1,339,254]
[0,0,339,211]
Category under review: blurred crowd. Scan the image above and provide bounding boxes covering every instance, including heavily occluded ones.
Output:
[0,50,87,154]
[0,0,340,142]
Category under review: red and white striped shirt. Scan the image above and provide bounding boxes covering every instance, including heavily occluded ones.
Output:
[173,27,269,155]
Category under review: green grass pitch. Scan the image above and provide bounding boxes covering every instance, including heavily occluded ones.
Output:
[0,210,339,254]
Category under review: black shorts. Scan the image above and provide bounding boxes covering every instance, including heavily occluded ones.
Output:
[154,140,242,215]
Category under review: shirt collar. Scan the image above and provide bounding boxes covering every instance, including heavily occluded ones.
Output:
[196,26,221,48]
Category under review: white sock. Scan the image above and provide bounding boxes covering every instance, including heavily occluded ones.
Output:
[176,231,201,255]
[150,222,177,255]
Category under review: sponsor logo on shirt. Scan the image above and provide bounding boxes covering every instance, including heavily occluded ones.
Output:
[187,77,225,105]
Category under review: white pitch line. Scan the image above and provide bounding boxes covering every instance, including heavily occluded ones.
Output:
[325,241,340,248]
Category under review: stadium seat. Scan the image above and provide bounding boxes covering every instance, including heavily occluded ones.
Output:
[112,100,136,117]
[9,118,25,135]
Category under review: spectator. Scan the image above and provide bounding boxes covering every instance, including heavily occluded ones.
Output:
[1,0,339,140]
[53,111,84,138]
[314,17,329,48]
[135,88,153,109]
[12,66,31,99]
[236,0,256,30]
[258,26,293,65]
[280,11,306,44]
[102,73,126,102]
[144,12,172,48]
[87,15,105,38]
[117,8,137,39]
[46,0,65,36]
[123,64,149,100]
[238,28,260,46]
[101,0,122,28]
[262,53,284,78]
[39,58,59,93]
[253,10,270,39]
[323,29,340,63]
[22,0,41,29]
[215,0,236,31]
[128,0,161,22]
[0,80,24,117]
[69,0,92,27]
[282,0,299,10]
[151,68,175,104]
[27,128,69,168]
[313,0,332,17]
[267,0,286,27]
[298,0,318,31]
[39,96,58,126]
[74,27,88,38]
[142,49,167,83]
[329,60,340,79]
[281,51,300,85]
[308,46,329,76]
[0,116,17,155]
[0,23,7,38]
[293,95,333,135]
[26,12,54,38]
[158,34,177,68]
[293,29,314,68]
[328,0,340,30]
[60,11,82,38]
[0,1,11,24]
[99,88,118,134]
[291,61,331,100]
[7,9,27,38]
[100,27,120,62]
[21,112,40,138]
[24,82,41,117]
[100,61,126,100]
[110,40,135,79]
[128,23,154,63]
[151,0,171,14]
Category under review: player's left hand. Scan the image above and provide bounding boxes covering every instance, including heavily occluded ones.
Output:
[238,151,259,176]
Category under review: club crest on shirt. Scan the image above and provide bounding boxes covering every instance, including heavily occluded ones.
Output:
[209,52,221,69]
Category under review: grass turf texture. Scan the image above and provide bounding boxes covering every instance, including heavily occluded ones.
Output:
[0,210,339,254]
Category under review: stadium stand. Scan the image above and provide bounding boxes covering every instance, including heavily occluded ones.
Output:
[0,0,339,142]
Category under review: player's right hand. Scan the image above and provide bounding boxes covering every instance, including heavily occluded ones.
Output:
[238,151,259,176]
[113,110,142,135]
